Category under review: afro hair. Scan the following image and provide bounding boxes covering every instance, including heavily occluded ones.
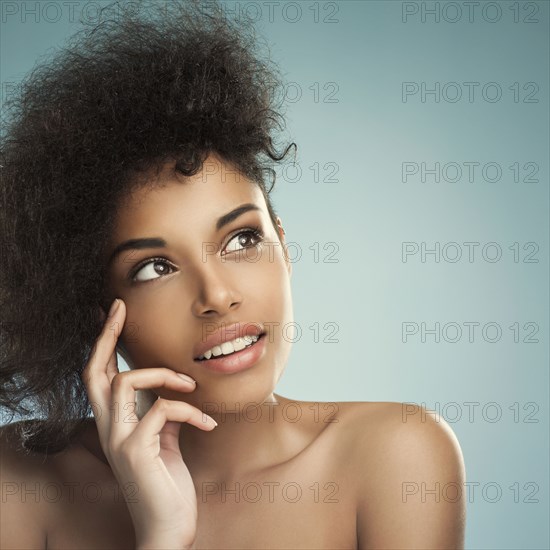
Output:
[0,0,296,454]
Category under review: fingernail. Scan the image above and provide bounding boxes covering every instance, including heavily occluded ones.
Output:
[208,415,218,427]
[177,373,196,384]
[108,299,120,318]
[202,413,218,427]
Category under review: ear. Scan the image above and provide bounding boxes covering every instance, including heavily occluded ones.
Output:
[275,216,292,277]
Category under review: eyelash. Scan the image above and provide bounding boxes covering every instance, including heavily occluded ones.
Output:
[128,225,265,284]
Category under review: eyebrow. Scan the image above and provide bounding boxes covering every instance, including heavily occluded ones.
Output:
[107,203,261,266]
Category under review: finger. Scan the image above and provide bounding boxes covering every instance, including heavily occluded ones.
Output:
[108,368,198,444]
[129,398,217,447]
[94,305,121,384]
[84,299,124,383]
[82,299,125,438]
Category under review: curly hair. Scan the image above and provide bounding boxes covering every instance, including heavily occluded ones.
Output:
[0,0,296,454]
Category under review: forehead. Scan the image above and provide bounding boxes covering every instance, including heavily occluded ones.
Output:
[113,156,266,238]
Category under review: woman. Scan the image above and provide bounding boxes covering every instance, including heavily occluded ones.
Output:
[0,0,466,548]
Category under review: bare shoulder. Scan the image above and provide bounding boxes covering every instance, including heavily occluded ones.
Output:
[0,421,52,549]
[333,400,465,482]
[0,419,63,486]
[332,401,466,549]
[0,419,120,550]
[333,400,463,455]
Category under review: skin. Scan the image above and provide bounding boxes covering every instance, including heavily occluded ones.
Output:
[0,153,466,549]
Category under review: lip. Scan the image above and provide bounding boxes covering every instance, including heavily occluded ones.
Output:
[194,333,267,374]
[193,322,265,360]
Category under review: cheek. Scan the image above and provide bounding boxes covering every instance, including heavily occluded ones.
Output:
[236,243,293,316]
[119,287,190,369]
[246,247,294,344]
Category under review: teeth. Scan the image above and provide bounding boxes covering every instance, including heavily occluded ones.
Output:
[199,335,260,360]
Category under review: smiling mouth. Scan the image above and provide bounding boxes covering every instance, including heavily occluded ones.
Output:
[195,332,266,362]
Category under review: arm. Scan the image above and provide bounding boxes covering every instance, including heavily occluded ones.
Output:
[356,404,466,549]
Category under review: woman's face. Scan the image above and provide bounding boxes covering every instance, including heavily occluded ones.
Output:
[103,154,293,409]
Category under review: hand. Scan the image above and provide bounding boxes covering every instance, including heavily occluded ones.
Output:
[81,298,216,549]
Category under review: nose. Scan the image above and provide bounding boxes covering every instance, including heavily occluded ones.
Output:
[190,261,242,317]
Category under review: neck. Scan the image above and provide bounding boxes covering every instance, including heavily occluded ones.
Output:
[178,392,298,481]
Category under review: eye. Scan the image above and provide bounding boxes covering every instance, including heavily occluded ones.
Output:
[223,227,264,255]
[128,226,264,284]
[131,258,175,283]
